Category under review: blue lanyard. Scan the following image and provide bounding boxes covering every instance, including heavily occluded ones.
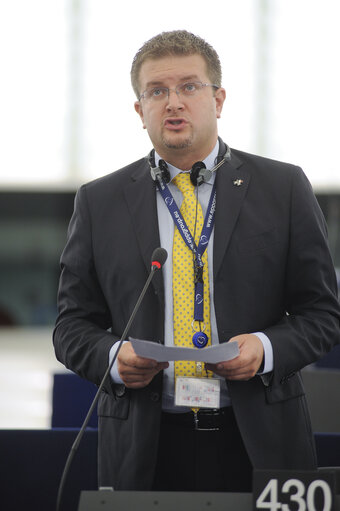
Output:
[156,175,216,324]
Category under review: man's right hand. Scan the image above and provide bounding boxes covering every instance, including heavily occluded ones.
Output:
[117,341,169,389]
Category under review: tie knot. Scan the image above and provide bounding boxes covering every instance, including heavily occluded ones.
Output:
[173,172,194,195]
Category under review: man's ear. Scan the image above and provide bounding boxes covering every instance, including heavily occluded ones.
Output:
[134,101,146,128]
[215,87,226,119]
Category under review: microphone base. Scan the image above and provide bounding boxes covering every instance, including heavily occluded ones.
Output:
[78,490,252,510]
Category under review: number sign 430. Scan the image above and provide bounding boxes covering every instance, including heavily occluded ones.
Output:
[253,470,336,511]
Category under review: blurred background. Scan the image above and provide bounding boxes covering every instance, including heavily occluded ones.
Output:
[0,0,339,428]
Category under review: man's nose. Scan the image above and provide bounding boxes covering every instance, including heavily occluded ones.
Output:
[166,89,184,110]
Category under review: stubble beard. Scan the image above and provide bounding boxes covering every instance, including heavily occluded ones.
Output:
[161,133,192,151]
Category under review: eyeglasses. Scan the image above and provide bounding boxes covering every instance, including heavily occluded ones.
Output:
[139,81,219,102]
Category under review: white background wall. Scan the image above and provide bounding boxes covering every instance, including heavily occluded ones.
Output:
[0,0,339,190]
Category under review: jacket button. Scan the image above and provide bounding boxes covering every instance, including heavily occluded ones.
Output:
[150,391,160,402]
[115,384,126,397]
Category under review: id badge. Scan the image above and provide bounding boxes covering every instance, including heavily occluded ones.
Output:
[175,377,220,409]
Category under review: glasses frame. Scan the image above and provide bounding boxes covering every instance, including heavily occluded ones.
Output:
[138,81,219,102]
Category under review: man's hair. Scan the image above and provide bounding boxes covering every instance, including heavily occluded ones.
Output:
[131,30,222,98]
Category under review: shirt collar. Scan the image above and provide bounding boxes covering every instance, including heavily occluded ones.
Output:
[154,139,219,185]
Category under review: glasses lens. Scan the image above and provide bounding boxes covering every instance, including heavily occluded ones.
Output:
[144,87,168,100]
[178,82,202,96]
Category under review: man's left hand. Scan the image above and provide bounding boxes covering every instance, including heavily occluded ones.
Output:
[205,334,264,381]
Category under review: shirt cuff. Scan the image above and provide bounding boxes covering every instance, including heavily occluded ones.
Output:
[109,341,127,384]
[252,331,274,374]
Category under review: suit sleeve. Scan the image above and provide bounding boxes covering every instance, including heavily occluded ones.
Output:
[53,184,118,394]
[264,166,340,388]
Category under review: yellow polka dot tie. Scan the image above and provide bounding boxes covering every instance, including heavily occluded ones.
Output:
[172,172,211,379]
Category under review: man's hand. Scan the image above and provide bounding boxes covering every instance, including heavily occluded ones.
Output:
[117,342,169,389]
[205,334,264,381]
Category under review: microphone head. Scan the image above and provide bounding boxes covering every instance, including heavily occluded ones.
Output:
[151,247,168,270]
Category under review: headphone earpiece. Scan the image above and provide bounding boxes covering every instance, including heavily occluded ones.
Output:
[158,160,171,184]
[190,161,212,187]
[215,140,231,164]
[148,150,171,184]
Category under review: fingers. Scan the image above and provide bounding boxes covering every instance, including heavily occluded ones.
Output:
[206,334,264,381]
[117,341,169,388]
[205,361,256,381]
[118,342,157,369]
[205,363,257,381]
[119,370,154,389]
[120,362,168,389]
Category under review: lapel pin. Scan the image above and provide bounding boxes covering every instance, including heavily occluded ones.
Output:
[233,178,244,186]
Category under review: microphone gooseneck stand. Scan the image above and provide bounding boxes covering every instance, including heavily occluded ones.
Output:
[56,247,168,511]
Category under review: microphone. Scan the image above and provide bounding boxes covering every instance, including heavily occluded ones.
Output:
[151,247,168,269]
[56,247,167,511]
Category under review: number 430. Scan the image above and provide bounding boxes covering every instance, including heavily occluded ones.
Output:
[255,478,333,511]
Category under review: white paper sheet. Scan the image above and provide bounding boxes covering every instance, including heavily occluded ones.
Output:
[130,338,239,363]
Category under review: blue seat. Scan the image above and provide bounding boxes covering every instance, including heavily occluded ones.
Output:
[315,432,340,468]
[0,428,98,511]
[52,372,98,428]
[316,344,340,370]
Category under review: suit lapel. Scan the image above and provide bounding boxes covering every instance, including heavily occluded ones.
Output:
[213,151,251,280]
[123,159,164,299]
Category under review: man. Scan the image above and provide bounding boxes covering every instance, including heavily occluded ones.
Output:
[53,31,340,493]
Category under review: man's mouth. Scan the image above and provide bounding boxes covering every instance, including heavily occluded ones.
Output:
[164,118,188,130]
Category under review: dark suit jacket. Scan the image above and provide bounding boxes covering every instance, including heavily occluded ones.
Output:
[53,145,340,490]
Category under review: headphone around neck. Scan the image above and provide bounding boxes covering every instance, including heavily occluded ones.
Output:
[148,139,231,187]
